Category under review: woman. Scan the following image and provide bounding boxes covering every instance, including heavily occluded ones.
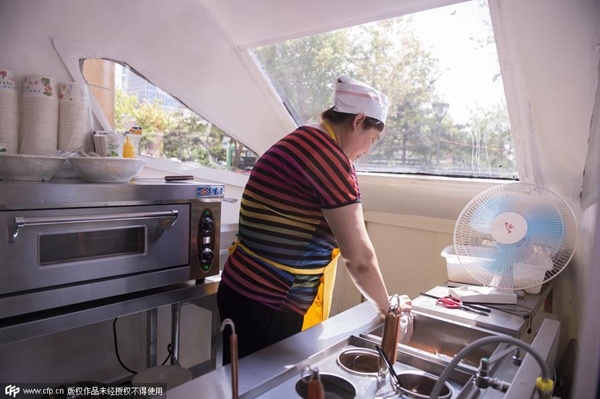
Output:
[218,75,411,361]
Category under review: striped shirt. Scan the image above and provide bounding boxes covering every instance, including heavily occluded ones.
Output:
[221,126,361,315]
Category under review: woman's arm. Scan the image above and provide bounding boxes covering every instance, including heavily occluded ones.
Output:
[322,202,401,314]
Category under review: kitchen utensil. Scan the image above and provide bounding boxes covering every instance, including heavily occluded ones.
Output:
[435,295,490,316]
[375,345,404,390]
[220,319,238,399]
[419,292,491,313]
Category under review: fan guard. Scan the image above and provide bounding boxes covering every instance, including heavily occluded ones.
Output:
[454,183,577,291]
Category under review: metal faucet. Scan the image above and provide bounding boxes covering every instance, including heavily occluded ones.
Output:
[429,335,554,399]
[220,319,238,399]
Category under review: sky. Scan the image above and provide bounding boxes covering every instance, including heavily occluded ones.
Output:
[409,0,507,124]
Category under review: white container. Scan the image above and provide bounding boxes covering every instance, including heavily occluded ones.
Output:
[93,131,124,157]
[441,245,482,286]
[441,245,549,294]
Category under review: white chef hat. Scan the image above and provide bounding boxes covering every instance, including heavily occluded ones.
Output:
[333,75,390,124]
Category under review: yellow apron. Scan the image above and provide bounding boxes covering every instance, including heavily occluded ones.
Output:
[228,240,340,330]
[301,248,340,330]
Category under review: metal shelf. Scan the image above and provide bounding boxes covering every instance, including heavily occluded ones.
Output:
[0,279,219,346]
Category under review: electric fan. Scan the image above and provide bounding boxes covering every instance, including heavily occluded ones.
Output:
[449,183,577,304]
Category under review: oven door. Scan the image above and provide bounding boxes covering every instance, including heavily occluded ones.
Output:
[0,204,190,297]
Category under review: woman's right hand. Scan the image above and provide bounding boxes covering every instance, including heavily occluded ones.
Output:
[397,294,412,313]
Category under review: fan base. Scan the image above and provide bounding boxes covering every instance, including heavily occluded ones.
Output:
[449,285,518,304]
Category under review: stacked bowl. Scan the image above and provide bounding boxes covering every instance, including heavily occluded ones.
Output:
[0,69,19,153]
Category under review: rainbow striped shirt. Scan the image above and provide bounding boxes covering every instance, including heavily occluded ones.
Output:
[221,126,361,315]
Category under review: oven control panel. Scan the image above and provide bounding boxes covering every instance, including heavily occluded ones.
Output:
[191,202,221,279]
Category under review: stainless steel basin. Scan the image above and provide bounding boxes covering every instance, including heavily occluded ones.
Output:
[255,312,509,398]
[363,311,503,367]
[257,334,475,398]
[295,373,356,399]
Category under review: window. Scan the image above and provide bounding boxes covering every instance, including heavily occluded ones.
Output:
[251,0,516,179]
[82,60,257,173]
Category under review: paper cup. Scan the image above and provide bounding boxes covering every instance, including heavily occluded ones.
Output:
[0,73,19,154]
[22,75,58,99]
[0,70,18,93]
[59,82,89,103]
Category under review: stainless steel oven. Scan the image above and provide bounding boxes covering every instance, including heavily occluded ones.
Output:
[0,179,223,319]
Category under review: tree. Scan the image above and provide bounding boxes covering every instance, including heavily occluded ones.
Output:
[252,8,515,178]
[114,87,248,170]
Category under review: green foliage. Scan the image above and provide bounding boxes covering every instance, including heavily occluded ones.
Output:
[114,88,244,170]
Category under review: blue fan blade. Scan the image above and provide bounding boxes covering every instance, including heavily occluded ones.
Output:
[469,195,518,233]
[523,206,564,250]
[478,243,518,275]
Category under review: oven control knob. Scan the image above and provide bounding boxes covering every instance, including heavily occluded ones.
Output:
[201,218,215,232]
[201,248,214,262]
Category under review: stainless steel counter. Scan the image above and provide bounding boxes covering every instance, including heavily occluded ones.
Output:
[166,301,382,399]
[164,293,561,399]
[413,282,555,338]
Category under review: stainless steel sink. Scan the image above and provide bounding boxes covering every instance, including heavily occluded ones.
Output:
[363,311,504,367]
[253,311,510,398]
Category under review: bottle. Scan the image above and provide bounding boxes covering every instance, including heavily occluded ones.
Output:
[126,127,143,155]
[123,135,136,158]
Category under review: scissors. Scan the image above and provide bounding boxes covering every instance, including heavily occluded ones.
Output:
[435,296,489,316]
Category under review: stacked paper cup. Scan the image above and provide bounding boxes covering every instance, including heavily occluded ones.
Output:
[58,82,93,152]
[19,75,59,155]
[0,70,20,153]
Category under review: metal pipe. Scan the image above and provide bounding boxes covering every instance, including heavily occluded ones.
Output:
[430,335,552,399]
[147,309,158,367]
[487,345,516,365]
[171,303,181,365]
[220,319,238,399]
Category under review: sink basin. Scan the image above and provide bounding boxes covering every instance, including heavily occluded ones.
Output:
[255,311,509,398]
[295,373,356,399]
[257,334,474,398]
[363,311,503,367]
[337,347,380,376]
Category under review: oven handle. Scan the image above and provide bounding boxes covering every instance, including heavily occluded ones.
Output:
[11,210,179,243]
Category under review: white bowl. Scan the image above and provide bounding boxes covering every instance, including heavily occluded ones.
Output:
[0,153,67,182]
[69,157,145,183]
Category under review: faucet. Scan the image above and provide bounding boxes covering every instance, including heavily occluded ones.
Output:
[430,335,554,399]
[220,319,238,399]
